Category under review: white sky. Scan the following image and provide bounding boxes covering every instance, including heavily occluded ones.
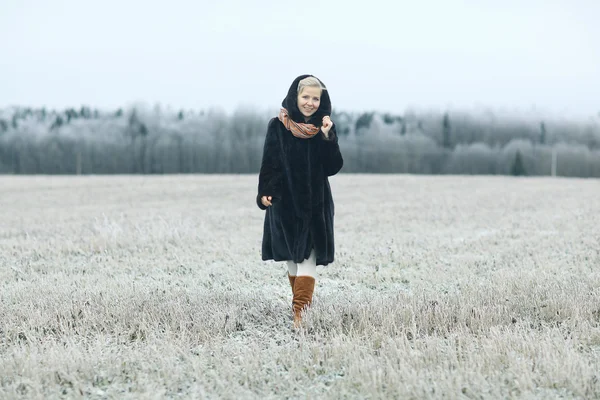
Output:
[1,0,599,118]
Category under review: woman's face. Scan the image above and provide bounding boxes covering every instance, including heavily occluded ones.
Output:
[297,86,321,119]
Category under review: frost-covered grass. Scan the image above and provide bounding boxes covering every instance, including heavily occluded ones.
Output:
[1,174,599,399]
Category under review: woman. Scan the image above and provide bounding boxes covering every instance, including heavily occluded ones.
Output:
[256,74,344,328]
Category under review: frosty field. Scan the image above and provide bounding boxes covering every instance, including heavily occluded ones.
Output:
[1,174,599,399]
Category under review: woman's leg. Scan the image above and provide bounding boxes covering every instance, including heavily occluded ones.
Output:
[292,249,317,328]
[286,261,297,295]
[296,249,317,278]
[286,261,297,277]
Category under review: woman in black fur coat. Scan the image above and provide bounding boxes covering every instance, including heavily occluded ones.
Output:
[256,74,344,328]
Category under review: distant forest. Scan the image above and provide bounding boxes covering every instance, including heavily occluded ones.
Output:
[1,105,599,177]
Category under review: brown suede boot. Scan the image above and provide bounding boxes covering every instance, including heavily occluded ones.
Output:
[288,273,296,296]
[292,276,315,328]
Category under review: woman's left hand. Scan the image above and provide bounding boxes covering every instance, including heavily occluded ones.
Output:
[322,116,333,137]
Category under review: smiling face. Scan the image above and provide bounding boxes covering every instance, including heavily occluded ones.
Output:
[297,86,322,120]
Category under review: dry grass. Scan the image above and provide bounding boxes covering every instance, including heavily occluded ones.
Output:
[1,174,599,399]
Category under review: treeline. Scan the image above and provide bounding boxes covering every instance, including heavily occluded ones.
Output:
[0,104,599,177]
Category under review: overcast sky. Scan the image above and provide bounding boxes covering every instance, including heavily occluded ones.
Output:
[1,0,599,118]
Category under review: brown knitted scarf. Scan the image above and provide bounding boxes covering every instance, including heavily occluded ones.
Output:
[278,108,320,139]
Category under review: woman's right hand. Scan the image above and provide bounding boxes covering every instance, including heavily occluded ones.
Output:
[261,195,273,207]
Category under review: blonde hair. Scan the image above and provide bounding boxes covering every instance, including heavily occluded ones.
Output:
[297,77,326,95]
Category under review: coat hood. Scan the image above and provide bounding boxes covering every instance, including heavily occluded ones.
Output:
[281,74,332,126]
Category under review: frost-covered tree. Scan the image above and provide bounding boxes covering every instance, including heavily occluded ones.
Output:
[511,151,526,176]
[0,105,599,176]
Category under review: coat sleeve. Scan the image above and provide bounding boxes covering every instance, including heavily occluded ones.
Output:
[256,119,283,210]
[320,124,344,176]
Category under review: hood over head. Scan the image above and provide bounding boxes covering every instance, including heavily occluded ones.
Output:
[281,74,331,127]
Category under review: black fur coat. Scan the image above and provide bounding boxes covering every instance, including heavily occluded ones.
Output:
[256,75,343,266]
